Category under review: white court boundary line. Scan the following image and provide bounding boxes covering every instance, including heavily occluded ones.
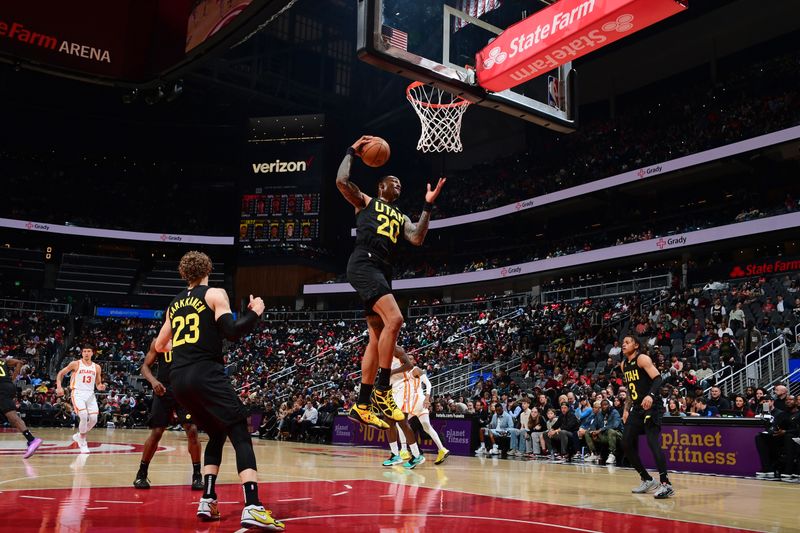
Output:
[366,478,768,533]
[278,513,602,532]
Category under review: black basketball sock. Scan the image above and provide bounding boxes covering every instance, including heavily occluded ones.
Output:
[192,462,201,476]
[376,367,390,390]
[138,461,149,476]
[203,473,217,499]
[242,481,260,506]
[22,430,35,443]
[357,383,373,405]
[660,473,670,484]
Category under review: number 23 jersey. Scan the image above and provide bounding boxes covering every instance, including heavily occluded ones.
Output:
[167,285,223,371]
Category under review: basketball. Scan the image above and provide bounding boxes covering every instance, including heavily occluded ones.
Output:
[360,137,390,167]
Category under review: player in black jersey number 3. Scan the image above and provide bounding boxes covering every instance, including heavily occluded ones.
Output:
[154,251,284,530]
[620,335,675,499]
[133,339,203,491]
[337,135,445,429]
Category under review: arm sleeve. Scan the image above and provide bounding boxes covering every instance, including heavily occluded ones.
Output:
[216,310,259,341]
[647,374,664,398]
[420,373,432,397]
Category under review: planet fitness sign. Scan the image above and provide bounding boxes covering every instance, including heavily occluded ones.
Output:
[639,422,765,476]
[331,415,473,456]
[476,0,687,92]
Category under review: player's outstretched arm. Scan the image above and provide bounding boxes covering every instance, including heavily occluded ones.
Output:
[336,136,373,211]
[210,289,264,341]
[403,177,446,246]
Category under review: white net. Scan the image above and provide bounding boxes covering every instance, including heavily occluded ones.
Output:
[406,82,470,153]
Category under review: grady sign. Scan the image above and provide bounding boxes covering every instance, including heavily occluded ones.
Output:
[476,0,687,93]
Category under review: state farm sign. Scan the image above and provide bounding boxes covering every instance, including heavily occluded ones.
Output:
[476,0,687,93]
[729,258,800,278]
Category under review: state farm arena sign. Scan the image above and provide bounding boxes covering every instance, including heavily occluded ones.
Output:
[0,1,156,79]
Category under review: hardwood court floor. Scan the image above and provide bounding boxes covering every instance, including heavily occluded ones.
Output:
[0,428,797,532]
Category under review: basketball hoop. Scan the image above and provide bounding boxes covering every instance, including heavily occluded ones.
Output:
[406,82,470,153]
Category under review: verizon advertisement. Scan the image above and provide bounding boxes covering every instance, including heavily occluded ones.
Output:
[476,0,688,92]
[240,137,324,251]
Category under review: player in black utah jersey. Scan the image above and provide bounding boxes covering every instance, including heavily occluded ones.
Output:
[620,335,674,499]
[154,251,284,531]
[0,357,42,458]
[337,135,446,429]
[133,339,203,490]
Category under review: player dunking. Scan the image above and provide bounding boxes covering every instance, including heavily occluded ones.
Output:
[0,356,43,458]
[620,335,675,499]
[154,251,284,530]
[133,339,203,490]
[337,135,445,429]
[56,345,106,453]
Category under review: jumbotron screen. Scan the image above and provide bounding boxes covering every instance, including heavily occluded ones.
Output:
[238,115,325,254]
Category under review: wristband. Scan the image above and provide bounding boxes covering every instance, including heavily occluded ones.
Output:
[346,147,356,156]
[422,201,433,212]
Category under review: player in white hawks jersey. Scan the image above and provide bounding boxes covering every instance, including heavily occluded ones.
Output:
[380,346,425,469]
[56,345,106,453]
[393,361,450,465]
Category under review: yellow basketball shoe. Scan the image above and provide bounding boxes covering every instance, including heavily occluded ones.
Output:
[241,505,285,531]
[372,388,404,421]
[435,448,451,465]
[399,449,411,461]
[348,403,389,430]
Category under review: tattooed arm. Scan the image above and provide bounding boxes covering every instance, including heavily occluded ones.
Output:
[336,136,373,211]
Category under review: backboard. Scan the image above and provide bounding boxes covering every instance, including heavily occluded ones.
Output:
[357,0,578,132]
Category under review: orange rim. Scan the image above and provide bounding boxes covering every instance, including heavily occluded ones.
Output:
[406,81,470,109]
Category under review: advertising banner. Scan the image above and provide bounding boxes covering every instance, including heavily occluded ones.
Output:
[95,307,163,319]
[331,415,474,456]
[476,0,687,92]
[639,422,765,476]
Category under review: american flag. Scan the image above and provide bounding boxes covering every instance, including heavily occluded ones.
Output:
[381,25,408,51]
[454,0,503,31]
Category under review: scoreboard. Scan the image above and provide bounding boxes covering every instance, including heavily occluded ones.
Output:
[239,192,320,244]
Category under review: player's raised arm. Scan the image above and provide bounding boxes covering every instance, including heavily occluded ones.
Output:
[208,288,264,341]
[336,136,373,211]
[403,177,446,246]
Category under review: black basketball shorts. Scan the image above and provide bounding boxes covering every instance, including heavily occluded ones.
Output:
[0,382,16,414]
[170,362,248,433]
[149,386,192,428]
[346,248,393,315]
[625,404,664,436]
